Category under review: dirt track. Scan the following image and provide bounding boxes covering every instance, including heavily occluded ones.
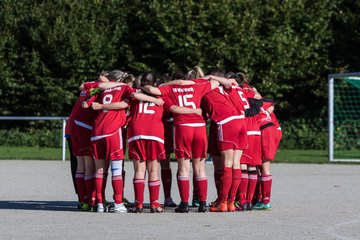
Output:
[0,160,359,240]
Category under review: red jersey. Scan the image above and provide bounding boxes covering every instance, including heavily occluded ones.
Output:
[73,91,98,130]
[227,86,250,115]
[255,106,274,128]
[127,91,165,144]
[159,80,212,125]
[201,86,239,123]
[65,93,84,136]
[271,112,281,129]
[91,85,134,140]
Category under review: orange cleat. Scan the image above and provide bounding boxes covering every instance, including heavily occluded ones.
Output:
[227,201,235,212]
[209,201,228,212]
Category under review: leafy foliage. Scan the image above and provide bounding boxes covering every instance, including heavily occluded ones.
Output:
[0,0,359,149]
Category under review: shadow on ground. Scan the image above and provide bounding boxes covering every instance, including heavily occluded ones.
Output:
[0,200,79,212]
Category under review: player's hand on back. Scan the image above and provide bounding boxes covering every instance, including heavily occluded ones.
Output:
[195,108,202,116]
[91,102,103,110]
[154,98,164,106]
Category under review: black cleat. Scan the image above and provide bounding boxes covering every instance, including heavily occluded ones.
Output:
[175,201,189,213]
[245,202,252,211]
[198,201,207,212]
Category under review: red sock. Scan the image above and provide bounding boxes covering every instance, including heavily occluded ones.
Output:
[133,178,145,205]
[261,174,272,204]
[238,170,248,205]
[148,180,160,206]
[228,169,241,202]
[196,177,208,201]
[112,175,123,204]
[214,169,223,198]
[254,172,262,203]
[161,169,172,198]
[84,174,95,205]
[95,173,104,204]
[220,167,232,202]
[177,175,190,203]
[75,173,87,203]
[247,171,258,204]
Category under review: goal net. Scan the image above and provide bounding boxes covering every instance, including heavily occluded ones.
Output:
[328,72,360,162]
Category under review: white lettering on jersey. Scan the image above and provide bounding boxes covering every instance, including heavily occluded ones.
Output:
[139,101,155,114]
[102,94,113,112]
[178,94,196,109]
[237,89,250,109]
[172,87,194,93]
[104,86,122,93]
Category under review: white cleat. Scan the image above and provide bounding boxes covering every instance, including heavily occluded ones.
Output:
[114,203,127,213]
[97,203,105,213]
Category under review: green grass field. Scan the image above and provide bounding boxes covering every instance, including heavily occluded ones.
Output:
[1,146,359,163]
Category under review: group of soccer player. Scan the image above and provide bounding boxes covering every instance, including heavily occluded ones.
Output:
[65,65,282,213]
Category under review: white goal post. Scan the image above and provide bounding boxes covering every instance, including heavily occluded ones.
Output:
[328,72,360,162]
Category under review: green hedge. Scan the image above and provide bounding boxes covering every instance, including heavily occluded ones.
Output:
[0,128,63,148]
[280,118,327,150]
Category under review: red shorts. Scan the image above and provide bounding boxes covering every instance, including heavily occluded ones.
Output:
[261,126,277,161]
[128,139,166,161]
[217,118,248,151]
[72,125,92,156]
[173,125,207,159]
[91,130,124,161]
[275,128,282,150]
[207,121,220,157]
[241,133,261,166]
[164,121,174,154]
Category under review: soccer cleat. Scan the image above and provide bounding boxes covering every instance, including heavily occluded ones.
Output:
[79,202,92,211]
[209,201,227,212]
[175,202,189,213]
[114,203,127,213]
[150,203,165,213]
[104,200,111,212]
[164,197,177,207]
[234,201,245,211]
[198,201,207,212]
[129,203,144,213]
[97,203,105,213]
[262,203,272,211]
[209,198,219,207]
[122,197,132,207]
[252,201,264,210]
[192,195,200,207]
[227,201,235,212]
[245,202,252,211]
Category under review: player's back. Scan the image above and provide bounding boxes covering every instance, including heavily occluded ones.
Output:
[92,85,133,137]
[159,81,211,125]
